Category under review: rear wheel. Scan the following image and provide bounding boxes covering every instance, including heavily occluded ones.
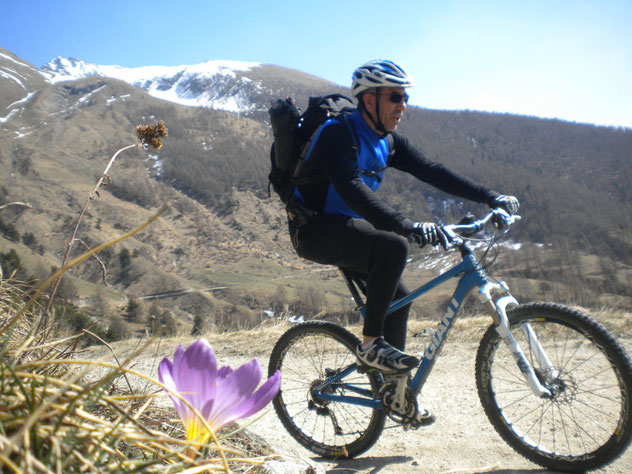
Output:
[268,321,385,458]
[476,302,632,472]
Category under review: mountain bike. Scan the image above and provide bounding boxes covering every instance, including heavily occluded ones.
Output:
[268,210,632,472]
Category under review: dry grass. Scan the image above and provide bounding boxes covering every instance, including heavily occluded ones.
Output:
[0,279,281,473]
[3,261,628,473]
[192,301,632,357]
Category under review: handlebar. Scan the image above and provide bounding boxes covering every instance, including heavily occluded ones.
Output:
[441,209,520,249]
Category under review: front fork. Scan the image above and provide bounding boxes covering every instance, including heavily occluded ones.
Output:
[479,281,553,398]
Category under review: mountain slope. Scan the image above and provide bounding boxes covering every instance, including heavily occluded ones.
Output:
[0,61,300,324]
[39,56,346,119]
[0,49,48,112]
[41,57,264,113]
[1,49,631,328]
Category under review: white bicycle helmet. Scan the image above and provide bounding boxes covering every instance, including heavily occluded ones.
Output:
[351,59,415,97]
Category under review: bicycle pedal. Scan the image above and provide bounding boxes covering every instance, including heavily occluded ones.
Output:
[409,410,436,430]
[356,363,370,374]
[356,363,393,376]
[357,363,412,376]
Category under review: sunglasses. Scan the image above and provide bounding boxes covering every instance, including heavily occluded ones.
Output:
[381,91,409,104]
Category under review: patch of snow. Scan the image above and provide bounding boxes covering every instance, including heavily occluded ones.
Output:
[76,84,106,105]
[0,68,25,88]
[6,91,37,109]
[106,94,130,105]
[263,309,304,324]
[43,57,260,84]
[501,241,522,250]
[0,107,20,123]
[42,57,262,113]
[145,154,163,176]
[0,52,38,71]
[15,130,32,139]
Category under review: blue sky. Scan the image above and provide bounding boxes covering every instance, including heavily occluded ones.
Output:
[2,0,631,128]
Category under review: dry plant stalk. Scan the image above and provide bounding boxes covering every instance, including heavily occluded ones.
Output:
[44,121,169,323]
[2,205,169,340]
[0,202,32,211]
[0,121,275,472]
[1,232,273,472]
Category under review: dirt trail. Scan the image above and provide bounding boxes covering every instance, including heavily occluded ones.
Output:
[243,340,632,474]
[92,330,632,474]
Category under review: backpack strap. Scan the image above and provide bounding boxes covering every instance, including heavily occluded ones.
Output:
[294,110,358,184]
[386,133,395,160]
[293,114,396,196]
[341,114,394,183]
[339,113,361,159]
[283,119,333,203]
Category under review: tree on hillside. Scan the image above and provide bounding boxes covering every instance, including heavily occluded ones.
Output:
[124,297,145,323]
[119,248,131,281]
[0,249,21,278]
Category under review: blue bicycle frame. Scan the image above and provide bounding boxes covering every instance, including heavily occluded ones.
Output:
[313,212,553,411]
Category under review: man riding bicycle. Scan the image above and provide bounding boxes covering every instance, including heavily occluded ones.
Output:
[288,59,519,381]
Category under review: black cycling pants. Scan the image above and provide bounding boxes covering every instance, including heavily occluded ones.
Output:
[291,215,411,350]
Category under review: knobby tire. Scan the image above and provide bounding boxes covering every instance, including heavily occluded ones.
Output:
[268,321,386,458]
[475,302,632,472]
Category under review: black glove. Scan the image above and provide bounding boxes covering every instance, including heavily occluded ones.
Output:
[492,195,520,215]
[491,208,512,229]
[408,222,448,248]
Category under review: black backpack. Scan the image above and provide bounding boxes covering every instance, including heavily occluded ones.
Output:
[268,94,357,204]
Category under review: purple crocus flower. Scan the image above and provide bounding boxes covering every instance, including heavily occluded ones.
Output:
[158,339,281,445]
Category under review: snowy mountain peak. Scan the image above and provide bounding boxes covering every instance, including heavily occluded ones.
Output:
[40,57,264,113]
[40,56,102,81]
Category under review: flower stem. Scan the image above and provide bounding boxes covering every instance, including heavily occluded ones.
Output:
[41,143,141,328]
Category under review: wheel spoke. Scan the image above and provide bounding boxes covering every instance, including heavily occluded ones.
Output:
[269,322,386,458]
[476,303,632,471]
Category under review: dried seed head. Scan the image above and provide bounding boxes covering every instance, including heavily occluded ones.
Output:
[136,120,168,149]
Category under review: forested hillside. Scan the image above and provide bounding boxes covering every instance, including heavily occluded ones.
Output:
[148,97,632,263]
[1,48,631,338]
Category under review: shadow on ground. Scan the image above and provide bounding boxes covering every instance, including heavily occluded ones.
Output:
[320,454,561,474]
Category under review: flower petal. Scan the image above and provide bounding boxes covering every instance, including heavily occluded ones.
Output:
[159,340,280,439]
[159,339,221,441]
[157,357,174,388]
[158,357,190,422]
[207,359,266,428]
[217,359,262,402]
[172,339,218,412]
[227,370,281,421]
[218,365,233,379]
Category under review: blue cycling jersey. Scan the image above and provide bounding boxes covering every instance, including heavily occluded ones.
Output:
[297,110,390,218]
[291,109,499,235]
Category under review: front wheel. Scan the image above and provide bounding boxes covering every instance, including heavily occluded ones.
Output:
[268,321,385,458]
[476,302,632,472]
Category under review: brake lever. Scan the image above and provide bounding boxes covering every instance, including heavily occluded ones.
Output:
[437,211,521,251]
[440,225,462,250]
[491,209,521,229]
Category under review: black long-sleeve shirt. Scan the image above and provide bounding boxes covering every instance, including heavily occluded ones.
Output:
[294,111,499,235]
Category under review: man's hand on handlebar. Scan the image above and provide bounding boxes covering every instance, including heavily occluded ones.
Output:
[407,210,520,251]
[408,222,449,249]
[492,195,520,215]
[491,208,514,229]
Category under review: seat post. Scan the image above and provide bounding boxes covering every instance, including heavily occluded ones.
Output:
[339,268,366,310]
